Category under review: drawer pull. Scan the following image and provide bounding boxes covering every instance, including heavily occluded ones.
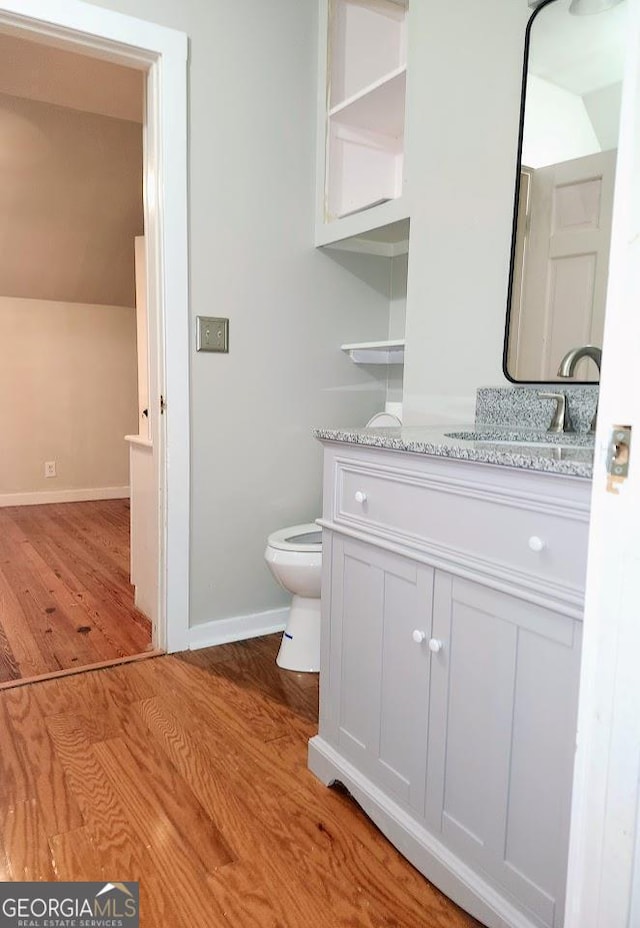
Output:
[429,638,443,653]
[412,630,426,644]
[528,535,546,553]
[354,490,368,504]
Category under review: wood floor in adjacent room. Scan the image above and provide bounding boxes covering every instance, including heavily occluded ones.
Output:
[0,500,152,686]
[0,634,483,928]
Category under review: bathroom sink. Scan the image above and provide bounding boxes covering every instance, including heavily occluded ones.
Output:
[445,429,595,449]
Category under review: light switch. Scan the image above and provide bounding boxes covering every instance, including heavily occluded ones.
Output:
[196,316,229,352]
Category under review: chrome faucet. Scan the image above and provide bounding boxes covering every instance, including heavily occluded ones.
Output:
[538,392,573,433]
[557,345,602,379]
[557,345,602,432]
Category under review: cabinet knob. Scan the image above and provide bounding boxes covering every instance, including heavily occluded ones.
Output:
[354,490,367,504]
[412,630,426,644]
[429,638,443,653]
[528,535,546,552]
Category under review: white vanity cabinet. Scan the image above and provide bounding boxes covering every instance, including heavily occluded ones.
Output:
[427,575,582,928]
[309,441,591,928]
[326,534,434,812]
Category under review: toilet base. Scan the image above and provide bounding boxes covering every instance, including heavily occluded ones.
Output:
[276,595,321,673]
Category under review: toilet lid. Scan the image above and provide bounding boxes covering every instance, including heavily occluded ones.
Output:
[267,522,322,552]
[366,412,402,427]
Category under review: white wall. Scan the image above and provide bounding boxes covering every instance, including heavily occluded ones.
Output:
[523,75,600,168]
[0,296,138,499]
[584,82,622,152]
[402,0,530,425]
[387,252,407,408]
[84,0,390,626]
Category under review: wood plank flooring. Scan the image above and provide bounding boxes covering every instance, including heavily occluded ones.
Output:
[0,635,484,928]
[0,501,152,685]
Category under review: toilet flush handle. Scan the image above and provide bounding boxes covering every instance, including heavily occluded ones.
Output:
[354,490,367,504]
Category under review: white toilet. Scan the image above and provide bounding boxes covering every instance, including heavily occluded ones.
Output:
[264,523,323,672]
[264,411,402,673]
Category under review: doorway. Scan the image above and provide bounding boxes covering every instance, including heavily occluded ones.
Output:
[0,0,190,675]
[0,500,157,685]
[0,33,154,685]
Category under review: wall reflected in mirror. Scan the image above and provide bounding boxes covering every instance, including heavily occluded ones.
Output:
[505,0,626,382]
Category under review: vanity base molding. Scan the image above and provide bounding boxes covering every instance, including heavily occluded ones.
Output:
[309,736,534,928]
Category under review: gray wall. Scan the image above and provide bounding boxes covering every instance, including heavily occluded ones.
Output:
[86,0,390,626]
[84,0,532,626]
[402,0,529,425]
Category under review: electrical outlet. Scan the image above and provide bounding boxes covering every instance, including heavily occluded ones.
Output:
[196,316,229,353]
[44,461,56,478]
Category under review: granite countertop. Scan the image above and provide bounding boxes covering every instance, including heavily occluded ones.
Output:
[313,423,594,479]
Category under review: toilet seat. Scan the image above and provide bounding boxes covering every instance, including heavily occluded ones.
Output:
[267,522,322,552]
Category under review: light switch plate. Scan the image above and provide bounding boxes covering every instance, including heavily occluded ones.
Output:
[196,316,229,352]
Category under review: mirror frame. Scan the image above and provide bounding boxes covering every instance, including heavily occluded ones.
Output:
[503,0,595,384]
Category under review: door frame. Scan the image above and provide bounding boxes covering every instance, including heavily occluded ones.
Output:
[564,0,640,924]
[0,0,191,652]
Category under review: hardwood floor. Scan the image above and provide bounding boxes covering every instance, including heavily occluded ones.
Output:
[0,635,484,928]
[0,500,152,686]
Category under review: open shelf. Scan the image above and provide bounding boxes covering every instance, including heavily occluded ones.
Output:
[341,338,405,364]
[323,217,409,256]
[321,0,409,230]
[327,122,403,220]
[329,0,408,109]
[329,66,406,137]
[316,195,409,247]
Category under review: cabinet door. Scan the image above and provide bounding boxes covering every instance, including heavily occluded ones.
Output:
[328,534,434,812]
[426,574,581,928]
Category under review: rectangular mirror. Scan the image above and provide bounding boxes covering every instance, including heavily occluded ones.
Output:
[504,0,626,382]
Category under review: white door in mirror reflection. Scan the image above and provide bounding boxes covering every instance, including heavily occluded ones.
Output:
[509,149,616,381]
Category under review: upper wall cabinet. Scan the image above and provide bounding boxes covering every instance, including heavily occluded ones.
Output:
[316,0,410,246]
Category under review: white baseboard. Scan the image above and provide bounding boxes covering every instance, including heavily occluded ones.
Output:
[0,486,130,508]
[188,607,288,650]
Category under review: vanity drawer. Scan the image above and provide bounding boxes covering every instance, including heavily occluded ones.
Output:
[333,459,589,596]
